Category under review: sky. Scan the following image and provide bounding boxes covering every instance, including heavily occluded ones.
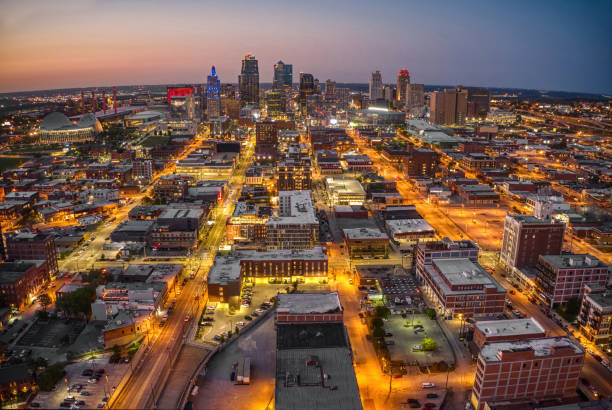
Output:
[1,0,611,94]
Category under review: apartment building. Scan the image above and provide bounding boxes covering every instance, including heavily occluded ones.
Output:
[266,191,319,250]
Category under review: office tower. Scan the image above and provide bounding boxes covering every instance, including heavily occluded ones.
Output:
[467,87,491,119]
[397,70,410,104]
[298,73,315,113]
[382,85,395,102]
[255,121,278,160]
[407,83,425,110]
[471,337,583,410]
[220,84,236,99]
[206,66,221,118]
[222,99,240,119]
[369,70,383,101]
[324,80,336,104]
[273,61,293,89]
[265,90,285,117]
[313,78,321,94]
[239,54,259,106]
[277,160,312,191]
[500,214,565,270]
[429,86,468,125]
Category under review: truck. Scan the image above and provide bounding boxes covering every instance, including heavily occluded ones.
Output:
[234,357,251,385]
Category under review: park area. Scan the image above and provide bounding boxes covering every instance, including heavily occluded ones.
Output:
[385,313,454,368]
[140,135,170,147]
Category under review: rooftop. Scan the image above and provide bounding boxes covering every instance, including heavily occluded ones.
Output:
[585,292,612,310]
[275,347,362,410]
[475,318,545,337]
[386,218,435,234]
[278,292,342,315]
[480,337,583,362]
[325,178,366,195]
[343,227,388,240]
[540,254,606,269]
[429,258,505,292]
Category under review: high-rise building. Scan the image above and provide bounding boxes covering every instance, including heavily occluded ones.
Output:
[324,80,336,104]
[273,61,293,89]
[265,90,285,117]
[467,87,491,119]
[429,86,468,125]
[407,83,425,110]
[298,73,315,113]
[369,70,383,101]
[397,70,410,104]
[220,84,236,99]
[206,66,221,118]
[383,85,395,102]
[471,337,584,410]
[277,160,312,191]
[500,214,565,270]
[239,54,259,106]
[255,121,278,160]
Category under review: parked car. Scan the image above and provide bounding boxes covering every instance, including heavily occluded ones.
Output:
[245,316,253,321]
[426,393,438,399]
[422,382,435,388]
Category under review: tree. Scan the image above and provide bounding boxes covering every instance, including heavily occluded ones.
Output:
[425,309,436,320]
[55,286,96,319]
[422,337,438,351]
[37,363,66,391]
[375,306,390,319]
[371,317,384,329]
[372,327,385,338]
[38,294,52,312]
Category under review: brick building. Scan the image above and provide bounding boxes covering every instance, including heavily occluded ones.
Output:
[277,292,343,324]
[420,258,506,318]
[578,291,612,346]
[500,214,565,270]
[255,120,278,160]
[343,227,389,259]
[535,254,608,308]
[5,231,58,277]
[0,261,48,309]
[473,318,546,349]
[471,337,584,410]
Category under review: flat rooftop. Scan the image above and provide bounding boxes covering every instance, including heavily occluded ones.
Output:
[275,347,362,410]
[475,318,545,338]
[585,292,612,310]
[480,337,583,362]
[343,227,388,240]
[325,178,366,195]
[278,292,342,315]
[430,258,505,292]
[540,254,605,269]
[386,218,435,234]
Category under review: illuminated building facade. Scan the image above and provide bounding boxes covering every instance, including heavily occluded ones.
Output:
[239,54,259,106]
[273,60,292,89]
[397,70,410,105]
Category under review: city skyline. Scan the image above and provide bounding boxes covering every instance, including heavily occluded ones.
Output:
[1,0,611,94]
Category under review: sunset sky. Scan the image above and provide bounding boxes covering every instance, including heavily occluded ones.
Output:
[1,0,611,94]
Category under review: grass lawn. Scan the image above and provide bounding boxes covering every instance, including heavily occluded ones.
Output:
[0,156,27,172]
[140,135,170,147]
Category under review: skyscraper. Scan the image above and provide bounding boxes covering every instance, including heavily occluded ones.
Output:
[206,66,221,118]
[397,70,410,105]
[239,54,259,106]
[324,80,336,104]
[407,83,425,110]
[429,86,468,125]
[298,73,314,113]
[467,87,491,119]
[369,70,383,101]
[273,61,293,89]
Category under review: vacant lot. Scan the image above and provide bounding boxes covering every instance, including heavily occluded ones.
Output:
[0,156,26,172]
[385,314,454,366]
[140,135,170,147]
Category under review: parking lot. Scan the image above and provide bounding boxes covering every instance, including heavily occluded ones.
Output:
[33,355,128,409]
[385,314,454,367]
[18,318,86,348]
[199,283,330,343]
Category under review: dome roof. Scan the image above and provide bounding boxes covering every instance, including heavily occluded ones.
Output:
[77,113,103,132]
[40,112,74,131]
